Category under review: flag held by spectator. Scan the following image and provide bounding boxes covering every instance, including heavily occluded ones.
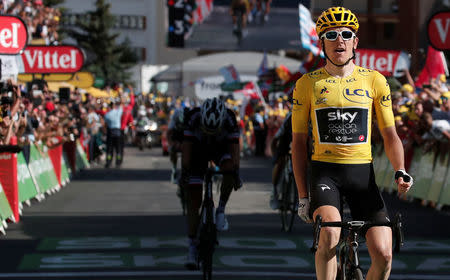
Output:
[257,52,268,77]
[219,64,241,84]
[415,46,449,87]
[276,64,292,82]
[298,4,322,57]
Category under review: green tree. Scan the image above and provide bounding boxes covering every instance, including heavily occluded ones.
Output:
[66,0,138,86]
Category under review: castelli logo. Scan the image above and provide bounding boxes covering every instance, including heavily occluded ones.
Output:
[0,16,28,54]
[21,45,85,73]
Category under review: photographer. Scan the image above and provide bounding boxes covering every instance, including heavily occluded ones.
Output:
[0,80,22,145]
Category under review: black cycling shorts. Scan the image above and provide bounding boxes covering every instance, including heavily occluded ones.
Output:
[232,4,247,16]
[310,161,390,224]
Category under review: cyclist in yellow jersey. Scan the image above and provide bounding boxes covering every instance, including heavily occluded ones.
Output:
[291,7,413,280]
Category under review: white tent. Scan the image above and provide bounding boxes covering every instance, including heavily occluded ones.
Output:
[182,52,301,99]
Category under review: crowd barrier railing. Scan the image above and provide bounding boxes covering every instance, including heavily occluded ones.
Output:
[373,144,450,209]
[0,139,90,234]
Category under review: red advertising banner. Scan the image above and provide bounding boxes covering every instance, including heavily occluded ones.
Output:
[354,49,410,77]
[0,16,28,55]
[21,45,85,73]
[48,139,63,186]
[428,11,450,50]
[0,137,19,222]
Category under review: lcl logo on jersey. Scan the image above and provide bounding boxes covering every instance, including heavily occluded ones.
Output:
[308,70,323,78]
[357,68,373,76]
[292,98,303,106]
[343,88,373,104]
[380,94,391,107]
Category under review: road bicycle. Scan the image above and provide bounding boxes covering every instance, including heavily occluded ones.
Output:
[278,155,297,232]
[196,167,235,280]
[310,212,404,280]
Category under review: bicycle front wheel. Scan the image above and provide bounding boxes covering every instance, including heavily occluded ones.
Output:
[198,200,216,280]
[280,177,297,232]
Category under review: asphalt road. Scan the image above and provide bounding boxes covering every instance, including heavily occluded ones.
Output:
[185,5,301,51]
[0,146,449,280]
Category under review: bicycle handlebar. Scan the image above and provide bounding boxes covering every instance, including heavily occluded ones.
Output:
[310,213,403,254]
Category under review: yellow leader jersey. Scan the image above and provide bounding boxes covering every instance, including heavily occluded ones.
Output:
[292,66,395,164]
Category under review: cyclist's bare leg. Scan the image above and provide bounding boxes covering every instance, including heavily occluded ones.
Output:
[264,0,271,15]
[185,185,202,237]
[365,226,392,280]
[313,206,341,280]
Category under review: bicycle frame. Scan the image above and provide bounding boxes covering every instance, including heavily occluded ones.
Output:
[310,213,403,280]
[197,167,238,280]
[279,155,297,232]
[197,168,217,280]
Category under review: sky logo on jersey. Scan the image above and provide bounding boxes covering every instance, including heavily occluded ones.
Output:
[343,88,373,104]
[327,111,357,123]
[316,107,368,145]
[380,94,391,107]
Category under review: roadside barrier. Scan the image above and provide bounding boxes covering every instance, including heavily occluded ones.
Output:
[374,144,450,209]
[0,140,90,235]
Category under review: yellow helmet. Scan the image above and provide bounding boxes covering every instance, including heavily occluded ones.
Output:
[316,7,359,37]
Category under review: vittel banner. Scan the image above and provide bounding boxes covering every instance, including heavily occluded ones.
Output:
[20,46,84,73]
[354,49,410,78]
[428,11,450,50]
[0,16,28,55]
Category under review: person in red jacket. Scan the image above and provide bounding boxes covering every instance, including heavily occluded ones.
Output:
[119,85,135,166]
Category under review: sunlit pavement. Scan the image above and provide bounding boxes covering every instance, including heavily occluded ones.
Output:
[0,147,449,280]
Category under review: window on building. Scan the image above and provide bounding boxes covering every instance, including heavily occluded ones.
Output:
[383,22,395,39]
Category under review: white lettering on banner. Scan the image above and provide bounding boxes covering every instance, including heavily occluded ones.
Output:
[375,56,387,71]
[416,258,450,271]
[0,22,19,48]
[23,50,79,70]
[17,163,31,184]
[55,238,131,250]
[24,50,37,68]
[434,18,450,43]
[39,254,124,268]
[355,52,395,73]
[220,255,309,268]
[0,154,11,160]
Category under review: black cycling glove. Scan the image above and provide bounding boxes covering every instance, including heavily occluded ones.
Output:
[395,169,413,185]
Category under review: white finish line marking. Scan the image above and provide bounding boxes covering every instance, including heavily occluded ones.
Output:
[0,271,448,279]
